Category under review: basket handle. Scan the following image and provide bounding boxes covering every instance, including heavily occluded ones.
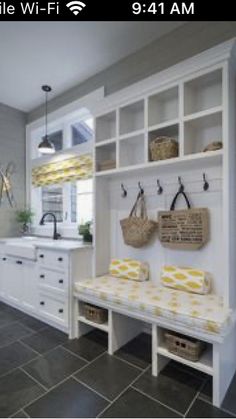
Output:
[129,192,147,219]
[170,190,191,211]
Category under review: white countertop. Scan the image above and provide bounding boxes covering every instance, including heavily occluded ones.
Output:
[0,236,93,252]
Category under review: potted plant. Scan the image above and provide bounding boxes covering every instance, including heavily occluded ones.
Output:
[16,208,34,235]
[79,221,93,243]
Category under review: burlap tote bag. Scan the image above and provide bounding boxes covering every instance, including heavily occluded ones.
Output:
[120,193,158,248]
[158,190,209,250]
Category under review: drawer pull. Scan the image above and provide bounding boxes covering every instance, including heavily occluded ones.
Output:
[39,254,44,259]
[58,308,64,313]
[59,279,64,284]
[16,260,23,265]
[40,301,45,306]
[58,257,63,262]
[40,274,45,279]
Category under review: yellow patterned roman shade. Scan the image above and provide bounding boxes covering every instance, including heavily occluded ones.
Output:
[32,154,93,187]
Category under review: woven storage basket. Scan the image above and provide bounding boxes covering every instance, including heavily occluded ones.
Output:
[150,136,178,161]
[165,331,205,362]
[120,193,158,248]
[203,141,223,152]
[84,304,108,324]
[99,159,116,171]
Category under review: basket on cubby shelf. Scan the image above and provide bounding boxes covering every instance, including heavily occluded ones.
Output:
[165,331,205,362]
[149,136,178,161]
[98,159,116,171]
[203,141,223,152]
[84,303,108,324]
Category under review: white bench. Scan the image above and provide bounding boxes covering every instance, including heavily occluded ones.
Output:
[72,275,235,408]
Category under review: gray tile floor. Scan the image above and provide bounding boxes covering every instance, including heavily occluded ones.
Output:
[0,301,236,418]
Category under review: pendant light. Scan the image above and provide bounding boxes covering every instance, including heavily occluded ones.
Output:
[38,85,55,154]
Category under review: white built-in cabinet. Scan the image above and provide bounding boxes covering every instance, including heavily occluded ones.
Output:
[0,246,92,334]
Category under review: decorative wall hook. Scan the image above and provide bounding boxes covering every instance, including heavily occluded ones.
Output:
[178,176,184,192]
[121,183,127,198]
[138,182,144,195]
[203,173,209,191]
[157,179,163,195]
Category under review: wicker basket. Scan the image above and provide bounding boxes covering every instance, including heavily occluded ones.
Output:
[98,159,116,171]
[165,331,205,362]
[84,304,108,324]
[203,141,223,152]
[149,137,178,161]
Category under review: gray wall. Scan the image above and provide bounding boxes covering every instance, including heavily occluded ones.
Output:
[0,103,26,237]
[28,21,236,122]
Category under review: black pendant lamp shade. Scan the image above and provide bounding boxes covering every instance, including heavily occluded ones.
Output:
[38,85,55,154]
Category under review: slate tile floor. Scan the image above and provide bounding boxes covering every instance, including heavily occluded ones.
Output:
[0,302,236,418]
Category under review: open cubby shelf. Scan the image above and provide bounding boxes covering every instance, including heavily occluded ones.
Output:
[95,68,224,174]
[148,86,179,127]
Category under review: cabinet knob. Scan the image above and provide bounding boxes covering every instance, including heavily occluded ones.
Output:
[40,274,45,279]
[58,257,63,262]
[58,308,64,313]
[39,254,44,259]
[59,279,64,284]
[2,257,6,261]
[16,260,23,265]
[40,301,45,306]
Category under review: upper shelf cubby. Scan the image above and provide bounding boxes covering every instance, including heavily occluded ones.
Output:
[184,111,222,155]
[148,86,179,127]
[184,69,222,116]
[96,111,116,143]
[119,100,144,136]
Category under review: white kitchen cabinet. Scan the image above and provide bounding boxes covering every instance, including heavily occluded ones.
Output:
[0,240,92,335]
[22,259,37,312]
[3,257,22,305]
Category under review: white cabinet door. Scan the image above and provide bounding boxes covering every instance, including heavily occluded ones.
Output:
[4,257,22,305]
[22,260,37,312]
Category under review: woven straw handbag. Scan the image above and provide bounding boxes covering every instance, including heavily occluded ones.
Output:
[120,193,158,248]
[158,190,209,250]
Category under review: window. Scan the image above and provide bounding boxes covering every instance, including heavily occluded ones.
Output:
[30,109,94,236]
[71,118,93,146]
[70,179,93,225]
[42,185,63,222]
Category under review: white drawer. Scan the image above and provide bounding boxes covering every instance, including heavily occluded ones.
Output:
[38,293,67,325]
[37,249,68,270]
[38,269,68,292]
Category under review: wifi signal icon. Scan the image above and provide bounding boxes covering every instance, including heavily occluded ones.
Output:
[66,0,86,15]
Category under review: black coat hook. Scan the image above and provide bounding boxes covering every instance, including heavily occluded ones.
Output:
[178,176,184,192]
[138,182,144,195]
[121,183,127,198]
[157,179,163,195]
[203,173,209,191]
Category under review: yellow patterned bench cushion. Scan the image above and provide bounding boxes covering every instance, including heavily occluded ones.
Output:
[109,259,149,281]
[75,275,231,336]
[161,266,211,295]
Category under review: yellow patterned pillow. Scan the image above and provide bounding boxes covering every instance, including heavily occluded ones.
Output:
[109,259,149,281]
[161,265,211,294]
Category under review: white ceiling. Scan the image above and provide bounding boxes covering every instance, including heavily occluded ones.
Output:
[0,22,184,112]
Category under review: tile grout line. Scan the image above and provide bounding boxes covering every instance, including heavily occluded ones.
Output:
[96,364,150,418]
[72,375,112,403]
[19,366,49,392]
[59,344,90,363]
[131,385,183,417]
[112,353,146,371]
[0,353,40,381]
[183,379,206,418]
